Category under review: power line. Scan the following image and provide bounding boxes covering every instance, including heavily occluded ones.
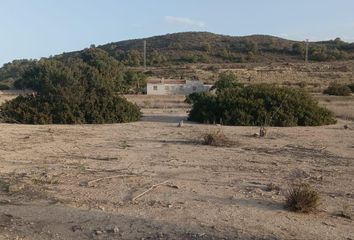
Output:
[143,40,147,69]
[305,39,309,63]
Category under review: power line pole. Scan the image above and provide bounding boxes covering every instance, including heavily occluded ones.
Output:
[143,40,147,69]
[305,39,309,63]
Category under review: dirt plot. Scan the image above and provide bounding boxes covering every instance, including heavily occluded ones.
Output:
[0,106,353,240]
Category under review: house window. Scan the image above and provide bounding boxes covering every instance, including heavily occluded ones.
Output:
[153,86,158,91]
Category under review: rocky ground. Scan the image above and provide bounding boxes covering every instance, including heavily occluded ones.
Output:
[0,106,353,240]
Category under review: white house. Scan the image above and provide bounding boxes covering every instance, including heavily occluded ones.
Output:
[146,78,212,95]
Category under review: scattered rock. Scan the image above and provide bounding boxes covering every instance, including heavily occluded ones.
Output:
[0,199,11,205]
[105,225,119,233]
[94,229,104,235]
[71,225,83,232]
[177,120,184,127]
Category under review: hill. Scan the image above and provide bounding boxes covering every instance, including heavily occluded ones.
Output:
[98,32,354,65]
[1,32,354,87]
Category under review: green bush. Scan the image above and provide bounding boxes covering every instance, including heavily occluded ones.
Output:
[323,82,351,96]
[0,84,10,90]
[0,54,141,124]
[348,83,354,93]
[187,82,336,127]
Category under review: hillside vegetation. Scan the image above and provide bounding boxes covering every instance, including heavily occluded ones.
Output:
[1,32,354,87]
[100,32,354,66]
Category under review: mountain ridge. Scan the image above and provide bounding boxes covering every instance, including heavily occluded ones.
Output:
[1,31,354,87]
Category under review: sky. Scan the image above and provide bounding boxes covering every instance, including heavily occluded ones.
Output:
[1,0,354,66]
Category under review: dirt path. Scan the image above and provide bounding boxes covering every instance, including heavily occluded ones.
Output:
[0,108,353,239]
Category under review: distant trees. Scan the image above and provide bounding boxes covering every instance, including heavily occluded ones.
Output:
[0,59,37,85]
[221,48,233,61]
[149,50,167,65]
[124,50,142,66]
[210,71,242,92]
[124,71,147,93]
[292,43,305,57]
[2,33,354,88]
[201,42,211,52]
[243,40,258,54]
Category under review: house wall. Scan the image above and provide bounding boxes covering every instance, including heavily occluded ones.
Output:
[146,82,212,95]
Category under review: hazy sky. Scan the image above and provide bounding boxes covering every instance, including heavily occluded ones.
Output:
[1,0,354,66]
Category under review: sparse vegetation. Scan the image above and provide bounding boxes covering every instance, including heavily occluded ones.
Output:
[323,82,352,96]
[0,83,10,90]
[0,179,10,192]
[348,83,354,93]
[285,183,320,213]
[202,129,231,147]
[337,204,352,219]
[266,183,281,193]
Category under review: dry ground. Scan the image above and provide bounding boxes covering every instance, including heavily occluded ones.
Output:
[316,94,354,121]
[0,103,353,239]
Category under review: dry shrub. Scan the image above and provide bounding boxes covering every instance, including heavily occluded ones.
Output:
[266,183,281,192]
[202,129,231,147]
[0,179,10,192]
[337,204,352,219]
[285,183,320,213]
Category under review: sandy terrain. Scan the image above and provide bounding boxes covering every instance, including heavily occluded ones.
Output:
[0,104,353,239]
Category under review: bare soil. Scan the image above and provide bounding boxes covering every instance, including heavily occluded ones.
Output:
[0,105,353,240]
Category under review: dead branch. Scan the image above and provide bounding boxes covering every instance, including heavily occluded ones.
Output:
[132,180,169,202]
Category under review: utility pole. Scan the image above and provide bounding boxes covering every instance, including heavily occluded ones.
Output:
[305,39,309,63]
[143,40,147,69]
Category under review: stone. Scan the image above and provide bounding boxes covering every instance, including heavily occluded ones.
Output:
[106,225,119,233]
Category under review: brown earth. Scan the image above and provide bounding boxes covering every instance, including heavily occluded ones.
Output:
[0,102,353,239]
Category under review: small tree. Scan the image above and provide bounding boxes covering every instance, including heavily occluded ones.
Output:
[211,71,242,92]
[292,43,305,57]
[201,42,211,52]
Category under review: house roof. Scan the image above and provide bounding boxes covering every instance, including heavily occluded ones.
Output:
[147,79,186,85]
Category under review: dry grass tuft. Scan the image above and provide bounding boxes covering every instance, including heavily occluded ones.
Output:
[285,183,320,213]
[202,129,232,147]
[337,204,352,219]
